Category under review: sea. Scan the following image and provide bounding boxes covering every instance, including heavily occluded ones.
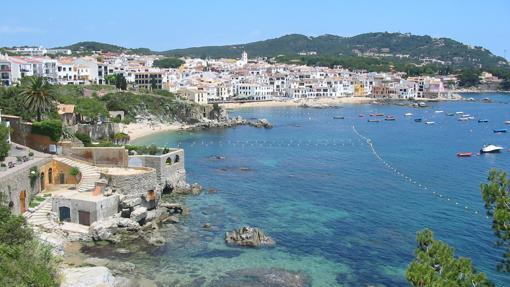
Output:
[105,93,509,286]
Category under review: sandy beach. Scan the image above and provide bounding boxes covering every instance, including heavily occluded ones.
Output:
[120,121,189,141]
[219,97,374,109]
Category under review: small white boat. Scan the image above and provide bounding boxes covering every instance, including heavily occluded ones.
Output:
[455,111,464,115]
[435,110,444,113]
[404,113,413,117]
[505,121,510,125]
[461,114,471,117]
[480,144,504,153]
[467,116,475,120]
[458,117,469,121]
[425,121,435,125]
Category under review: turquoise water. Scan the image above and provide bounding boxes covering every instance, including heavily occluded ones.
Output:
[131,93,510,286]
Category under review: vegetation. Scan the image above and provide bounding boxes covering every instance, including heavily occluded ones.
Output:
[28,166,39,188]
[74,97,108,120]
[406,229,492,286]
[153,57,185,68]
[31,119,62,142]
[0,124,10,161]
[20,77,56,121]
[56,41,153,55]
[124,144,160,155]
[458,69,482,87]
[481,169,510,272]
[75,132,92,146]
[0,198,60,286]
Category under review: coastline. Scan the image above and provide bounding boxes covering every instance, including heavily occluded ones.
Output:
[121,122,189,141]
[219,97,374,109]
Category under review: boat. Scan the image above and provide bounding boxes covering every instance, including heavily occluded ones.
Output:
[368,119,381,123]
[414,118,422,122]
[456,152,473,157]
[333,116,345,119]
[425,121,435,125]
[493,129,507,133]
[404,113,413,116]
[385,117,396,121]
[447,113,455,116]
[478,119,489,123]
[435,110,444,113]
[458,117,469,121]
[455,111,464,115]
[418,102,427,107]
[505,121,510,125]
[480,144,504,153]
[467,116,475,120]
[461,114,470,117]
[358,114,364,117]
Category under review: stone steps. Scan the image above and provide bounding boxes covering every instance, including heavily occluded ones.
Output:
[53,156,101,192]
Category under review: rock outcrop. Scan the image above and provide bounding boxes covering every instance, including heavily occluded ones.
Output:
[89,218,140,243]
[225,226,275,247]
[248,118,273,128]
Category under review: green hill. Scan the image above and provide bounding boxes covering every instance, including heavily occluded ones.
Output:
[162,32,509,70]
[56,41,153,54]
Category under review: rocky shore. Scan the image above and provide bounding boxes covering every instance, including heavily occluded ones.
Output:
[189,116,273,130]
[225,226,275,247]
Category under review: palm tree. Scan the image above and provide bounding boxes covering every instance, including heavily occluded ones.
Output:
[20,76,56,121]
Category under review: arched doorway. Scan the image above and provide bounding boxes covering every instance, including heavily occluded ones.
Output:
[40,172,45,190]
[174,155,180,163]
[59,171,65,184]
[48,168,53,184]
[19,191,27,213]
[165,157,172,165]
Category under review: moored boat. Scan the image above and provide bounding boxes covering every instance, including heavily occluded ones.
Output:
[358,114,364,117]
[418,102,427,107]
[404,112,413,116]
[333,116,345,119]
[414,118,422,122]
[368,119,381,123]
[493,129,507,133]
[478,119,489,123]
[455,111,464,115]
[385,117,396,121]
[425,121,435,125]
[435,110,444,113]
[458,117,469,121]
[480,144,504,153]
[456,152,472,157]
[505,121,510,125]
[447,113,455,116]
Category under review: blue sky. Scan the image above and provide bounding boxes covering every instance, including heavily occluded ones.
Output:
[1,0,509,58]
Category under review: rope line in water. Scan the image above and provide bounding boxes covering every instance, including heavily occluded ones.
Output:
[352,125,485,218]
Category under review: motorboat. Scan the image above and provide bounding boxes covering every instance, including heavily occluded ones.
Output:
[480,144,504,153]
[467,116,475,120]
[358,114,364,117]
[333,116,345,119]
[435,110,444,113]
[505,120,510,125]
[456,152,473,157]
[493,129,507,133]
[447,113,455,116]
[455,111,464,115]
[458,117,469,121]
[404,113,413,116]
[385,116,396,121]
[425,121,435,125]
[478,119,489,123]
[414,118,422,122]
[418,102,427,107]
[368,119,381,123]
[461,114,471,117]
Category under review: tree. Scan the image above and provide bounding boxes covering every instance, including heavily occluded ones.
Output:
[105,74,117,85]
[0,202,60,286]
[458,69,481,87]
[20,77,56,121]
[150,77,158,90]
[406,229,492,287]
[0,124,10,161]
[75,97,108,121]
[481,169,510,272]
[69,166,80,189]
[152,57,184,68]
[114,74,127,91]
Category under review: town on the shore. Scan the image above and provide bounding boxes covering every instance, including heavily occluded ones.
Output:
[1,46,505,104]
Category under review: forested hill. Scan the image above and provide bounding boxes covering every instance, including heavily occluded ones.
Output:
[56,41,153,55]
[162,33,509,70]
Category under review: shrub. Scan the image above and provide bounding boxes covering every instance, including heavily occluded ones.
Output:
[0,125,10,161]
[69,166,80,177]
[75,132,92,146]
[31,119,62,142]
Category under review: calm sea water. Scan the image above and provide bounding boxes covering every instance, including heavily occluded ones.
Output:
[130,93,510,286]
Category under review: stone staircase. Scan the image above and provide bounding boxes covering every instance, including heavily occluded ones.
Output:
[53,156,101,192]
[26,199,57,229]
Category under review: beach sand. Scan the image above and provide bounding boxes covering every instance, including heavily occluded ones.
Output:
[219,97,374,109]
[121,122,189,140]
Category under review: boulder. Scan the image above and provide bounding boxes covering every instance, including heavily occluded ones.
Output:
[60,266,115,287]
[142,230,166,246]
[130,207,148,223]
[90,218,140,241]
[120,197,142,209]
[145,208,169,223]
[209,267,311,287]
[225,226,275,248]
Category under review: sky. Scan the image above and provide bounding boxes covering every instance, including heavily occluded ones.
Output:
[1,0,509,58]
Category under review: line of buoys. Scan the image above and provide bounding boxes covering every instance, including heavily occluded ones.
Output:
[352,125,484,217]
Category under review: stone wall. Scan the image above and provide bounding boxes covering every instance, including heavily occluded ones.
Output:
[64,147,128,167]
[128,149,186,188]
[0,158,51,214]
[102,167,158,209]
[74,123,120,141]
[51,194,119,225]
[1,115,56,152]
[40,160,80,188]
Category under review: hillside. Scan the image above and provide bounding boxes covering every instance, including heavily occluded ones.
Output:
[163,33,509,70]
[56,41,153,54]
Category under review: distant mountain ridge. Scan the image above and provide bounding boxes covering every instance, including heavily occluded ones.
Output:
[56,33,509,70]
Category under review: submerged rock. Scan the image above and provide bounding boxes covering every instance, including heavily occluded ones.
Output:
[248,118,273,128]
[225,226,275,247]
[209,267,311,287]
[61,266,116,287]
